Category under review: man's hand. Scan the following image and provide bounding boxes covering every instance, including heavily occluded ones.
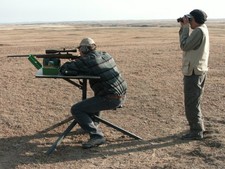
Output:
[180,16,190,26]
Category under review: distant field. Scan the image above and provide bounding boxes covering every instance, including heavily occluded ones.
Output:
[0,21,225,169]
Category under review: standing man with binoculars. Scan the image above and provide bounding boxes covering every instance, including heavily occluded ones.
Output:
[178,9,209,140]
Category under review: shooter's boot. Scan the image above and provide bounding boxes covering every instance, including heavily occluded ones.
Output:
[82,136,106,149]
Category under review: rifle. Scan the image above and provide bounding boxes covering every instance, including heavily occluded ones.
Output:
[7,48,80,75]
[7,48,80,59]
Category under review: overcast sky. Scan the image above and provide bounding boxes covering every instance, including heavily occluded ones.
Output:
[0,0,224,24]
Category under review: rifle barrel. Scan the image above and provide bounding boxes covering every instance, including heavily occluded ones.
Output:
[7,55,30,57]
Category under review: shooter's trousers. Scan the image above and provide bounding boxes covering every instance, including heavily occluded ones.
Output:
[71,95,125,138]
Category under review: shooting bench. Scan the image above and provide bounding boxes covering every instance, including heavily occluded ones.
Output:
[35,69,142,155]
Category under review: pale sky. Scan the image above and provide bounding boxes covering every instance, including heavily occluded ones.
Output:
[0,0,224,24]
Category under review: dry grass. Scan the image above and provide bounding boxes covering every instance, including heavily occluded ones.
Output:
[1,20,225,169]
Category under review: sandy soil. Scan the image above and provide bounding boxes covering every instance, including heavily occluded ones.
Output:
[0,20,225,169]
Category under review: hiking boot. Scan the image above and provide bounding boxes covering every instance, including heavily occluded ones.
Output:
[181,131,204,140]
[82,137,106,149]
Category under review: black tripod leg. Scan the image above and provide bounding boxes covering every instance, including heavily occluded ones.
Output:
[46,120,77,155]
[40,116,74,133]
[93,115,143,140]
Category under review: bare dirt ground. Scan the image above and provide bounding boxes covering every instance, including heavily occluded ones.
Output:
[0,20,225,169]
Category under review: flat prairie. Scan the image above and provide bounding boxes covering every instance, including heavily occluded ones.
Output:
[0,20,225,169]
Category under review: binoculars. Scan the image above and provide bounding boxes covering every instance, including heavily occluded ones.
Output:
[177,15,192,23]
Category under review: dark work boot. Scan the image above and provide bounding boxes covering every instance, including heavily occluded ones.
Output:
[82,136,106,149]
[181,131,204,140]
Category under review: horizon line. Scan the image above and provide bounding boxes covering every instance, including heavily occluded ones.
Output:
[1,18,225,25]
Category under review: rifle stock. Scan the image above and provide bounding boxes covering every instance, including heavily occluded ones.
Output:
[36,54,80,59]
